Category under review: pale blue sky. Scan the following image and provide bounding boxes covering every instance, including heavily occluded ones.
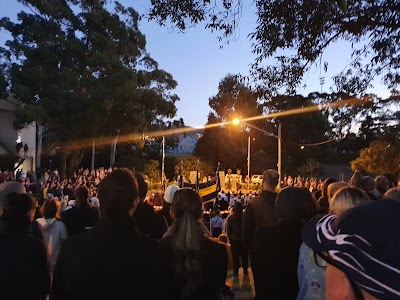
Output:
[0,0,391,127]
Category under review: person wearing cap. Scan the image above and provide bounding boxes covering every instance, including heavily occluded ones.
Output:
[302,199,400,300]
[160,184,179,226]
[297,186,370,300]
[133,172,168,239]
[52,168,172,300]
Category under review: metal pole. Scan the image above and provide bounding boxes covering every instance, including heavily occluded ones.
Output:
[161,136,165,191]
[195,158,200,191]
[179,160,183,188]
[247,135,250,192]
[91,140,95,170]
[36,125,43,173]
[278,123,282,189]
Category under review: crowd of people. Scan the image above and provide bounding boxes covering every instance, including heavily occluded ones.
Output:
[0,166,399,300]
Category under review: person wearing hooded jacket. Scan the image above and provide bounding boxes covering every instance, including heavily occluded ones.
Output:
[37,199,67,272]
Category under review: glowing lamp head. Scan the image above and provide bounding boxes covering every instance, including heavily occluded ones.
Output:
[301,145,305,150]
[232,118,240,125]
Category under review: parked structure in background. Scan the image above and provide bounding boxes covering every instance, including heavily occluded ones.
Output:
[0,95,36,171]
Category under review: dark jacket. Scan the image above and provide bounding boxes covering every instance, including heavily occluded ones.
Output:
[243,190,277,249]
[133,202,168,239]
[217,199,229,211]
[253,220,304,300]
[161,236,228,300]
[226,214,243,241]
[160,206,174,227]
[61,202,99,237]
[52,216,172,300]
[0,219,50,300]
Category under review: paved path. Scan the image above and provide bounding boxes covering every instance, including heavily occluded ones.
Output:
[226,269,255,300]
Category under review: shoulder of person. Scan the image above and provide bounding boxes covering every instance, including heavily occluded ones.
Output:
[23,234,48,256]
[204,237,227,252]
[209,239,228,262]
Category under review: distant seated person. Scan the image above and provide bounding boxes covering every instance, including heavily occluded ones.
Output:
[61,186,99,237]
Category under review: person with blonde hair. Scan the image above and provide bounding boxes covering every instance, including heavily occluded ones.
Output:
[297,186,368,300]
[384,187,400,201]
[329,186,370,215]
[349,171,363,188]
[327,181,348,207]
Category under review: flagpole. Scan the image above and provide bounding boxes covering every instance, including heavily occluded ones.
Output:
[179,160,183,188]
[161,136,166,191]
[195,158,200,191]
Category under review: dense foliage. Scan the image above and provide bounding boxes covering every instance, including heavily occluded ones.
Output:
[1,0,179,177]
[148,0,400,95]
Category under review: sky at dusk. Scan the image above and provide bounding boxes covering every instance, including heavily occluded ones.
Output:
[0,0,391,127]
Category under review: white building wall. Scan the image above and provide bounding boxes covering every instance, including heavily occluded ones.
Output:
[0,97,36,171]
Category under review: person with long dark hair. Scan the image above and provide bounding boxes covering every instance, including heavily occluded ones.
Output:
[161,188,228,300]
[253,186,308,299]
[0,193,50,299]
[226,201,248,276]
[61,186,99,237]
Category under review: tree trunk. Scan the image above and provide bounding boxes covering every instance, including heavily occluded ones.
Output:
[91,140,95,170]
[60,150,67,179]
[110,135,118,168]
[68,151,85,177]
[36,125,44,173]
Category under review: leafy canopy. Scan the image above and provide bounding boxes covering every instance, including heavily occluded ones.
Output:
[0,0,179,174]
[351,139,400,176]
[148,0,399,94]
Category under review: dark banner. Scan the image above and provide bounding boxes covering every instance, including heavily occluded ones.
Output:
[183,175,220,202]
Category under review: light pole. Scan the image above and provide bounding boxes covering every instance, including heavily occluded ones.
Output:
[161,135,165,191]
[247,135,251,192]
[277,123,282,189]
[233,119,282,189]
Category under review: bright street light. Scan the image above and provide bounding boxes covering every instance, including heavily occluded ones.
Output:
[232,119,282,189]
[232,118,240,125]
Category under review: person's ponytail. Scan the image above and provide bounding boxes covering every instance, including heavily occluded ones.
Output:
[171,188,203,299]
